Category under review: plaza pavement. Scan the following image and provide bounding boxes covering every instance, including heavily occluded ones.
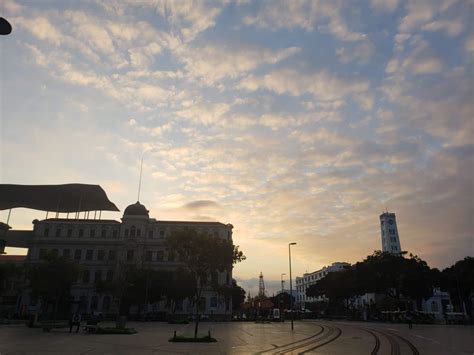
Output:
[0,320,473,354]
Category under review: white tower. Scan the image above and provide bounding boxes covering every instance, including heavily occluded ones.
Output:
[380,212,402,253]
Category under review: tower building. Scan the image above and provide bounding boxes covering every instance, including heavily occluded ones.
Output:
[380,212,401,253]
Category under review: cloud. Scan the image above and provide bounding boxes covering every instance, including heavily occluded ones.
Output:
[239,69,370,101]
[14,16,63,46]
[243,0,366,42]
[422,19,465,37]
[182,200,220,210]
[155,0,223,42]
[336,41,375,65]
[370,0,399,12]
[178,44,301,85]
[410,56,443,74]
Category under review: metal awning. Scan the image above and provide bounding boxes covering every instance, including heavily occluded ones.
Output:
[0,184,119,212]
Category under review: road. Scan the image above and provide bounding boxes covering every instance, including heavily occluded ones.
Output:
[0,320,473,354]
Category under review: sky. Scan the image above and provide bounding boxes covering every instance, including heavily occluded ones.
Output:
[0,0,473,296]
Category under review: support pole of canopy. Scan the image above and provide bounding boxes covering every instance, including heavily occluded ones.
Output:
[66,212,69,219]
[6,209,12,225]
[46,211,49,219]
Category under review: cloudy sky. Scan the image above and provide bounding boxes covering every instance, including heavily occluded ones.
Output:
[1,0,472,295]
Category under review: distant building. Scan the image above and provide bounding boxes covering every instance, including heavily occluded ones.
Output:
[380,212,401,253]
[295,262,350,308]
[1,201,234,318]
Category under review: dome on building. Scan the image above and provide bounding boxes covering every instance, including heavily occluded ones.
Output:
[123,201,149,217]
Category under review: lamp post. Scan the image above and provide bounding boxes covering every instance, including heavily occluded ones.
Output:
[289,242,296,330]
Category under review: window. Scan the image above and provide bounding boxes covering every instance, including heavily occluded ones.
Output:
[148,230,154,238]
[127,250,134,261]
[210,297,218,308]
[55,228,61,237]
[83,270,90,283]
[39,249,47,259]
[63,249,70,258]
[101,229,107,238]
[86,249,93,260]
[108,250,116,261]
[125,229,129,237]
[67,229,72,237]
[44,228,50,237]
[78,229,84,237]
[137,228,141,237]
[167,251,175,262]
[106,270,114,282]
[94,270,102,283]
[159,230,165,238]
[156,251,164,261]
[130,226,136,237]
[112,230,118,238]
[176,299,183,311]
[146,250,153,261]
[51,249,59,257]
[90,229,96,238]
[74,249,82,260]
[97,250,105,261]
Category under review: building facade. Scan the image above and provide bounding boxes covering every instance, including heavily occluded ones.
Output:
[380,212,402,253]
[2,201,234,317]
[295,262,350,309]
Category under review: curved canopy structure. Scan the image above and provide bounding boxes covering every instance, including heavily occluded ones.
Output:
[0,184,119,212]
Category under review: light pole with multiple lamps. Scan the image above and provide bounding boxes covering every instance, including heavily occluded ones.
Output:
[288,242,296,330]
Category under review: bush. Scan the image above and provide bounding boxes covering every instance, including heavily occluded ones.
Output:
[169,335,217,343]
[169,331,217,343]
[95,327,137,335]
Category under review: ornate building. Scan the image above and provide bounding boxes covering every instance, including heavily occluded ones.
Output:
[2,201,234,317]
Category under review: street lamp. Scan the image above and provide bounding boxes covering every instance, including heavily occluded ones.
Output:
[289,242,296,331]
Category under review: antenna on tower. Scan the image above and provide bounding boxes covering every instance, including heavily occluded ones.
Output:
[258,272,266,298]
[137,156,144,202]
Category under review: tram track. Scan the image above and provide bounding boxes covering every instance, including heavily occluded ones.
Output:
[364,327,419,355]
[259,324,343,354]
[258,324,324,354]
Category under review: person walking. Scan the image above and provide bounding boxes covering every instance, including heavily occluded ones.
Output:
[69,312,82,333]
[406,311,413,329]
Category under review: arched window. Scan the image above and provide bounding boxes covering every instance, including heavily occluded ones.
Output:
[130,226,136,237]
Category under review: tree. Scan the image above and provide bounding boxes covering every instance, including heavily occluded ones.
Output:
[95,264,167,321]
[162,270,196,314]
[306,251,437,312]
[216,278,246,312]
[440,257,474,318]
[270,291,293,311]
[0,262,24,297]
[28,253,81,321]
[166,228,245,338]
